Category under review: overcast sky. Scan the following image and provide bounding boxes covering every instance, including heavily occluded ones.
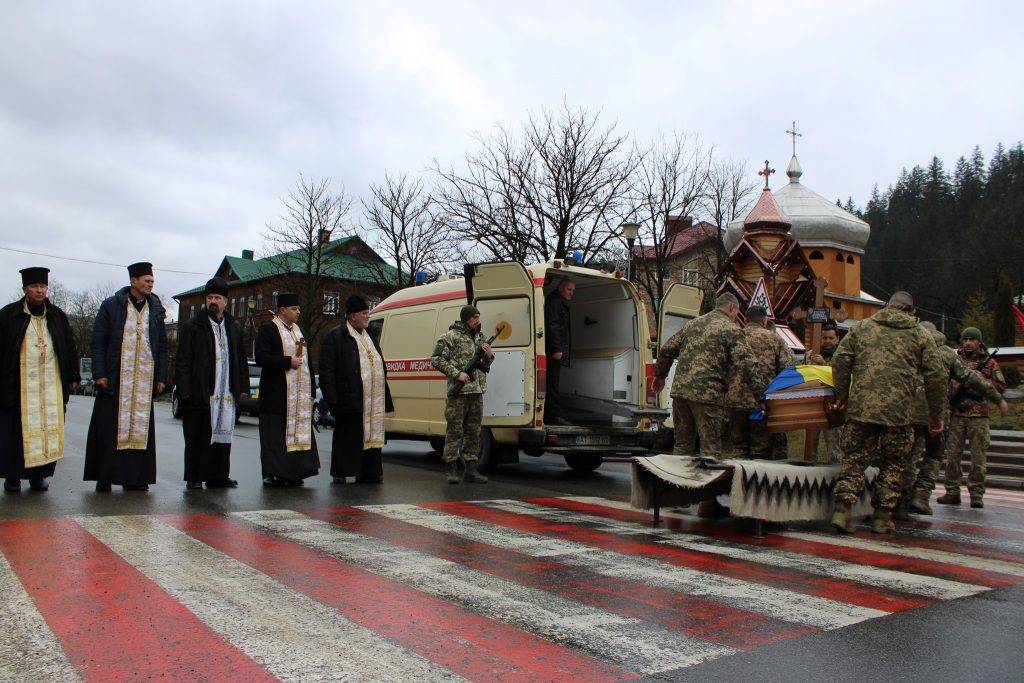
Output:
[2,1,1022,312]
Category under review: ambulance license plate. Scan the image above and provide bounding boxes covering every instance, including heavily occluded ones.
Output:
[574,435,610,445]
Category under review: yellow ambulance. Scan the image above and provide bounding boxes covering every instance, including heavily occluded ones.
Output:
[367,260,702,472]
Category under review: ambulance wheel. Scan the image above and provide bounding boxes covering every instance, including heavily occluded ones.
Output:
[564,454,603,473]
[428,437,445,457]
[477,428,498,473]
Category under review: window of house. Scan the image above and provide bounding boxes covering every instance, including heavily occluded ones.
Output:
[836,253,844,261]
[323,291,340,315]
[682,269,700,286]
[847,255,855,264]
[809,251,824,260]
[365,296,381,310]
[256,293,263,311]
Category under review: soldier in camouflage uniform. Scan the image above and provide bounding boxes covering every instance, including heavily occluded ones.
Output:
[829,292,946,535]
[902,327,1007,515]
[725,306,795,459]
[430,305,493,484]
[937,327,1007,509]
[810,323,842,463]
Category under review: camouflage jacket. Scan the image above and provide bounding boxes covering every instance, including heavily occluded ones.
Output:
[912,337,1003,424]
[950,347,1005,418]
[725,325,796,410]
[832,308,945,426]
[655,309,767,406]
[430,321,492,395]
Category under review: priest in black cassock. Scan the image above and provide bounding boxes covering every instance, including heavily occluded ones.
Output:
[254,292,319,486]
[84,262,168,492]
[319,294,393,484]
[0,267,79,492]
[176,277,250,490]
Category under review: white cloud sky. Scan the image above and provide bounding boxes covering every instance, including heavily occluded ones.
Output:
[2,0,1022,311]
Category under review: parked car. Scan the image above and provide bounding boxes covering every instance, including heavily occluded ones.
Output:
[313,375,334,428]
[172,360,260,419]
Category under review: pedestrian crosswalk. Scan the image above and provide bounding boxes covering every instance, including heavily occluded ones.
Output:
[2,494,1024,681]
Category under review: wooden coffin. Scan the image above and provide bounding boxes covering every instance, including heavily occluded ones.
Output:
[765,380,841,433]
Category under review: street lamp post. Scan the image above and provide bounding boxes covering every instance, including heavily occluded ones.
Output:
[619,222,640,282]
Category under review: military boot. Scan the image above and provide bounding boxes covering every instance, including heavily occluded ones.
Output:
[830,502,855,534]
[908,491,933,516]
[464,460,489,484]
[936,491,961,506]
[970,494,984,509]
[445,461,462,484]
[871,509,895,535]
[893,500,910,521]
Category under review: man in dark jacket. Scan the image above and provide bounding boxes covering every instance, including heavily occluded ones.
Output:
[175,277,250,489]
[84,262,168,492]
[0,267,79,492]
[254,292,319,486]
[319,295,393,484]
[543,277,574,424]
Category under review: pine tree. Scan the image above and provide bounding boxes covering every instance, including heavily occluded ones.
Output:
[994,272,1016,346]
[961,289,995,344]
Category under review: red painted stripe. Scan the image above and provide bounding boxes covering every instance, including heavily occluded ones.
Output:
[907,516,1024,542]
[305,506,817,650]
[424,501,931,612]
[845,526,1024,566]
[530,497,1022,589]
[0,518,272,682]
[371,289,467,314]
[164,513,636,682]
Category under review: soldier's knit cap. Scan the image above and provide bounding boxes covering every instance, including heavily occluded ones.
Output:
[460,305,480,323]
[960,327,983,342]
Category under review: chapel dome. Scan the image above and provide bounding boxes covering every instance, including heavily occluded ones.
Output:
[724,155,871,254]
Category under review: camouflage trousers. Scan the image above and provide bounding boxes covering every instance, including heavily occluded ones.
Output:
[833,420,914,511]
[901,425,946,501]
[814,427,842,464]
[443,394,483,464]
[943,416,990,497]
[672,398,724,458]
[728,409,773,459]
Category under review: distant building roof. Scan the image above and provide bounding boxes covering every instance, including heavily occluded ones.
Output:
[173,236,397,299]
[634,217,720,260]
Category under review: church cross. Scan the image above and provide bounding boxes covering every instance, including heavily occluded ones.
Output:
[786,121,802,156]
[758,160,775,190]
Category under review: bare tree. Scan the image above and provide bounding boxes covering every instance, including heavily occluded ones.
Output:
[628,133,713,317]
[262,175,358,346]
[362,173,458,287]
[433,103,639,264]
[703,157,758,277]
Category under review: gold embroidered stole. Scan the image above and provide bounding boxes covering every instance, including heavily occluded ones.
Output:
[347,323,385,449]
[116,300,155,450]
[20,304,64,466]
[274,317,312,451]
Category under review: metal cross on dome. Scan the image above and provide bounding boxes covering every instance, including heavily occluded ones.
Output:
[786,121,802,156]
[758,160,775,190]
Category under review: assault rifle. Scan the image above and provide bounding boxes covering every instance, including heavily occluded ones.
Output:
[448,323,507,397]
[948,347,999,410]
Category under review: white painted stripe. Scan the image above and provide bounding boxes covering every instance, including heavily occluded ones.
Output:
[75,515,459,683]
[485,500,986,601]
[361,504,887,629]
[879,521,1024,554]
[780,530,1024,578]
[0,552,80,682]
[237,509,730,673]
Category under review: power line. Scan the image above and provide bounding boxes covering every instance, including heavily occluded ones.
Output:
[0,245,210,276]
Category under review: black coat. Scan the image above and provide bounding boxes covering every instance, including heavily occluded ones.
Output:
[544,293,571,363]
[91,287,169,389]
[0,298,80,410]
[175,309,250,409]
[319,324,394,416]
[254,321,316,416]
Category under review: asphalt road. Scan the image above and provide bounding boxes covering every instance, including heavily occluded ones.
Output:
[0,395,632,519]
[2,396,1024,681]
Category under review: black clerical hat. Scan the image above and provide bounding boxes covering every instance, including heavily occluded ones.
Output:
[204,277,229,297]
[127,262,153,278]
[345,294,369,314]
[20,267,49,287]
[276,292,299,308]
